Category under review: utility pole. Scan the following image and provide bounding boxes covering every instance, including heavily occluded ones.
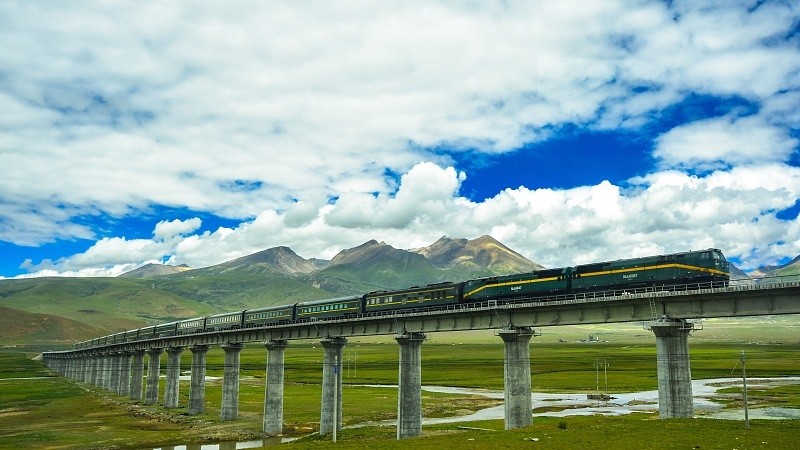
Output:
[595,358,609,395]
[732,351,750,430]
[741,351,749,430]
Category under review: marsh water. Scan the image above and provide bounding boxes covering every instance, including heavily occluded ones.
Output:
[352,376,800,427]
[154,377,800,449]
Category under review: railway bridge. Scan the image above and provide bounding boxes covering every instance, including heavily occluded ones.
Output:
[42,278,800,439]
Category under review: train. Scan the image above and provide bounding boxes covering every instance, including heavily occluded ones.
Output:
[76,248,730,349]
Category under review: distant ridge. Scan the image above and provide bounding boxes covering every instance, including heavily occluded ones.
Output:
[119,263,191,278]
[314,240,441,291]
[414,235,544,275]
[328,240,429,269]
[119,236,544,283]
[204,246,320,276]
[750,255,800,278]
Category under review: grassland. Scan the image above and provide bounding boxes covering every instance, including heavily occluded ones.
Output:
[0,271,338,344]
[1,321,798,449]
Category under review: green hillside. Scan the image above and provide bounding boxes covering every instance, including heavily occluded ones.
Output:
[0,277,215,331]
[151,269,336,310]
[0,306,107,345]
[308,239,500,292]
[771,260,800,278]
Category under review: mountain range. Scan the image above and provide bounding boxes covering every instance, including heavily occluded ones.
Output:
[2,235,796,346]
[0,236,539,345]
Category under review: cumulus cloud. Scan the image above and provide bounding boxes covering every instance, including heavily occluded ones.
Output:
[153,218,202,241]
[15,162,800,277]
[325,163,465,229]
[654,115,798,170]
[2,2,798,238]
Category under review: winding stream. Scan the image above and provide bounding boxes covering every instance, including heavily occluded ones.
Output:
[354,376,800,427]
[154,377,800,449]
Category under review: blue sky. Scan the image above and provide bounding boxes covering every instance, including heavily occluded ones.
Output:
[2,1,800,278]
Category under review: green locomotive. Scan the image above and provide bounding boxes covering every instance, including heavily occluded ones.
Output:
[570,248,729,292]
[462,268,569,301]
[462,248,729,301]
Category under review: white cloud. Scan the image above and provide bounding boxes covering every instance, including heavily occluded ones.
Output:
[2,1,797,240]
[16,162,800,277]
[654,115,799,170]
[325,162,465,229]
[1,1,800,276]
[153,218,202,241]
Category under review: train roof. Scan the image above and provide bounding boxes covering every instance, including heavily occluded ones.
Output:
[245,304,295,313]
[295,295,363,307]
[364,281,462,296]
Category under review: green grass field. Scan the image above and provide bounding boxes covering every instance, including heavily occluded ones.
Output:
[1,321,798,449]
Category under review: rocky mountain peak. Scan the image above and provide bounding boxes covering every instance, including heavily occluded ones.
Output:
[750,255,800,278]
[213,246,319,276]
[413,234,543,275]
[118,263,192,278]
[329,240,410,267]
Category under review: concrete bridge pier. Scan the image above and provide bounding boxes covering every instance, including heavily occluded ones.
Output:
[81,357,89,382]
[319,336,347,436]
[94,355,103,388]
[649,317,695,418]
[86,355,97,384]
[63,358,70,378]
[499,326,535,430]
[75,357,85,382]
[395,332,426,439]
[220,343,245,421]
[110,353,122,394]
[90,354,100,386]
[164,347,184,408]
[63,357,73,380]
[101,354,113,390]
[83,357,92,383]
[144,348,164,405]
[263,340,289,436]
[77,357,87,383]
[118,352,131,396]
[69,357,77,381]
[63,357,72,379]
[130,350,145,401]
[188,345,210,415]
[50,357,58,374]
[82,356,88,384]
